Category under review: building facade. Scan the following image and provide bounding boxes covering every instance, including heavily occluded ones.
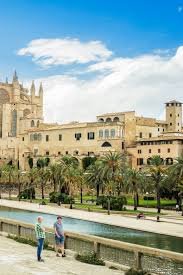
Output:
[0,73,182,170]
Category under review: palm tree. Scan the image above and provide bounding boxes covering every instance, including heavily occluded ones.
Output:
[26,168,38,202]
[48,163,61,193]
[60,155,80,209]
[99,151,125,214]
[85,161,103,199]
[126,168,144,211]
[168,155,183,214]
[147,155,166,213]
[37,158,50,201]
[3,164,16,200]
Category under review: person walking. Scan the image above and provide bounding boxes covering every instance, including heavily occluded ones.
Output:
[35,216,45,262]
[54,216,66,257]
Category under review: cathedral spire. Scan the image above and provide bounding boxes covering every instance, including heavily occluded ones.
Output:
[30,80,35,94]
[13,70,18,83]
[39,82,43,95]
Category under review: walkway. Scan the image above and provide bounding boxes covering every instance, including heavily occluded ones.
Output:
[0,236,122,275]
[0,199,183,238]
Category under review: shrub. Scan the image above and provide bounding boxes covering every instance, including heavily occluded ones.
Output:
[49,192,75,204]
[19,188,36,200]
[75,252,105,266]
[125,268,151,275]
[96,196,127,211]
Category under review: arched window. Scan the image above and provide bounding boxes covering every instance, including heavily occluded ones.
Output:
[111,129,115,138]
[34,133,38,141]
[31,120,35,127]
[105,129,109,138]
[37,120,40,127]
[30,134,34,141]
[106,117,112,122]
[38,133,42,141]
[11,110,17,137]
[98,118,104,122]
[99,130,103,138]
[101,141,112,147]
[113,117,119,122]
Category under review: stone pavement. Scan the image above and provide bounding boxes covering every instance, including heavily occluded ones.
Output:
[0,236,123,275]
[0,199,183,238]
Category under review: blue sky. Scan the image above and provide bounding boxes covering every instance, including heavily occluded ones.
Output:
[0,0,183,122]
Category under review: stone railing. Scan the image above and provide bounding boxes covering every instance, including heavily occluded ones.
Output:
[0,218,183,275]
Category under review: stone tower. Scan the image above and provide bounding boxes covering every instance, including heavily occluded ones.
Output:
[165,100,182,132]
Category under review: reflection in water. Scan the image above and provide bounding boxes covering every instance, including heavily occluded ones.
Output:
[0,207,183,253]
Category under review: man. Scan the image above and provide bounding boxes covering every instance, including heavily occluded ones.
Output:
[54,216,65,257]
[35,216,45,262]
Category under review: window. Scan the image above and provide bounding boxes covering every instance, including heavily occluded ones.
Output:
[101,141,112,147]
[158,128,160,132]
[149,149,151,153]
[99,130,103,138]
[139,132,143,138]
[46,135,49,142]
[149,133,152,138]
[46,151,49,156]
[138,150,142,154]
[122,142,124,150]
[37,120,40,127]
[113,117,119,122]
[88,132,95,140]
[59,134,62,141]
[137,158,143,166]
[168,148,170,153]
[170,114,172,117]
[178,123,180,126]
[178,114,180,117]
[65,151,68,155]
[170,123,172,126]
[106,117,112,122]
[34,133,38,141]
[22,137,24,141]
[31,120,35,127]
[58,151,61,155]
[111,129,115,138]
[104,129,109,138]
[158,149,161,153]
[75,133,81,140]
[38,134,42,141]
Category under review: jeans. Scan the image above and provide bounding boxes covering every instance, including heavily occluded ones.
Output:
[37,238,44,260]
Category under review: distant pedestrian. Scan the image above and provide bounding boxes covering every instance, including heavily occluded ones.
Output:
[176,204,179,212]
[54,216,66,257]
[35,216,45,262]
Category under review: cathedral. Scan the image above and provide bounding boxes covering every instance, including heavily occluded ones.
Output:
[1,72,183,171]
[0,72,43,165]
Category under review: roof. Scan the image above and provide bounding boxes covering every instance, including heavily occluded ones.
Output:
[97,111,135,117]
[165,100,182,104]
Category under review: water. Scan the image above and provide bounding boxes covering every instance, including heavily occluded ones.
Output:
[0,206,183,253]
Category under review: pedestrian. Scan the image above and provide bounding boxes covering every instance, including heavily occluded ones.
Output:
[35,216,45,262]
[54,216,66,257]
[176,204,179,212]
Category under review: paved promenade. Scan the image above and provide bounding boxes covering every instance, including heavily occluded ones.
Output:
[0,199,183,238]
[0,236,122,275]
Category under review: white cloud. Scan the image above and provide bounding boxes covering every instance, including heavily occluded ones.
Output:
[18,38,112,67]
[22,41,183,123]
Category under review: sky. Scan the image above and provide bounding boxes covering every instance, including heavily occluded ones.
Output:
[1,0,183,123]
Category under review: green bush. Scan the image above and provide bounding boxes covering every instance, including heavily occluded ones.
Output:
[125,268,151,275]
[75,252,105,266]
[49,192,75,205]
[19,188,36,200]
[96,196,127,211]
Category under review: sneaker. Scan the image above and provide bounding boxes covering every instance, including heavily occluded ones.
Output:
[38,258,44,262]
[62,254,66,257]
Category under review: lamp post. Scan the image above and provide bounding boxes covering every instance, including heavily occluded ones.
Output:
[146,192,149,208]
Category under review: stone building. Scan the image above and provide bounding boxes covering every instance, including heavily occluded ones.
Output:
[0,73,182,170]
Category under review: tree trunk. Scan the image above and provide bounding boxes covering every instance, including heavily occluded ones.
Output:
[53,179,57,193]
[107,197,111,215]
[157,191,161,213]
[18,182,21,201]
[96,183,100,198]
[80,185,83,204]
[137,193,139,206]
[41,182,44,200]
[134,194,137,211]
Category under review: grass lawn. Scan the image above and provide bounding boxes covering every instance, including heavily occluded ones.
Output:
[127,198,176,207]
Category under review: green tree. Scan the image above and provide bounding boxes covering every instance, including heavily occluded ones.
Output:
[168,155,183,214]
[37,158,50,200]
[147,155,166,213]
[85,161,103,198]
[126,168,144,211]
